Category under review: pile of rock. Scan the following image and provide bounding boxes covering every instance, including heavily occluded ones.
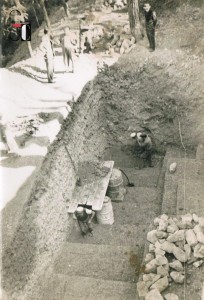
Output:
[137,213,204,300]
[103,0,127,10]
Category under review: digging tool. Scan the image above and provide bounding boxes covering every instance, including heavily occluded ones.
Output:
[119,168,135,187]
[64,145,82,186]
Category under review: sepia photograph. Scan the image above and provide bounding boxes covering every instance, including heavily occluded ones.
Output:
[0,0,204,299]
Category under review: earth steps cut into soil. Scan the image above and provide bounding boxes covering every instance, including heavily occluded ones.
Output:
[34,147,164,300]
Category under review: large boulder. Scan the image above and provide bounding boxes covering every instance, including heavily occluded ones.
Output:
[147,230,158,244]
[145,259,157,273]
[155,255,168,266]
[185,229,198,247]
[145,253,155,264]
[150,276,169,292]
[165,293,179,300]
[194,225,204,244]
[167,230,185,243]
[194,243,204,258]
[145,289,164,300]
[184,244,191,260]
[170,271,185,284]
[157,265,169,277]
[173,246,188,263]
[137,281,149,298]
[167,224,179,234]
[160,241,176,254]
[158,219,168,231]
[169,260,184,272]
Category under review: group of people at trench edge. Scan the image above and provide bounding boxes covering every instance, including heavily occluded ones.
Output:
[39,25,75,83]
[39,2,157,83]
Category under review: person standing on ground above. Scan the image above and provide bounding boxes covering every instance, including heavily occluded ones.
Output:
[61,0,70,18]
[61,27,75,73]
[39,27,55,83]
[83,36,92,53]
[143,3,157,52]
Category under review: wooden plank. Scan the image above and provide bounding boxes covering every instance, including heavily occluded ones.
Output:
[82,182,95,205]
[92,161,114,211]
[68,185,85,213]
[68,161,114,213]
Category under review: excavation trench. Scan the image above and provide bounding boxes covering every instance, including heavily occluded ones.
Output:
[2,47,203,298]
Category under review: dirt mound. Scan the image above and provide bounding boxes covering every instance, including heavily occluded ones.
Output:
[78,161,110,185]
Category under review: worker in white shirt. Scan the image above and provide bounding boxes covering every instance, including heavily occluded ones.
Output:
[130,131,153,168]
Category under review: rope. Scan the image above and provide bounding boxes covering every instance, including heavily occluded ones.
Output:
[176,106,187,300]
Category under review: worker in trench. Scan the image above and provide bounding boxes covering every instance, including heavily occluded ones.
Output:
[74,206,95,237]
[130,131,154,168]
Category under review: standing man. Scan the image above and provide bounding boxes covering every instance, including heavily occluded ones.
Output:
[83,36,92,53]
[143,3,157,52]
[61,27,75,73]
[40,27,55,83]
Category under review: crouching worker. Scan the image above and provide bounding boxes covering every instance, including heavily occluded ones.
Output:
[75,206,95,237]
[130,131,153,168]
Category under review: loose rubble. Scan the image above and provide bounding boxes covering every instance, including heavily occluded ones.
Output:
[137,213,204,299]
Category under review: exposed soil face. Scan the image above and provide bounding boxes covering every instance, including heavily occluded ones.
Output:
[96,46,204,151]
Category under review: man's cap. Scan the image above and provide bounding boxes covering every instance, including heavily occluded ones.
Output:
[130,132,136,138]
[85,209,92,215]
[143,3,151,8]
[76,206,83,213]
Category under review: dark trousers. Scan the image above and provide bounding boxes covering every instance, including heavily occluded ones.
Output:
[136,145,153,168]
[146,26,155,50]
[45,56,54,83]
[139,149,153,168]
[77,220,92,235]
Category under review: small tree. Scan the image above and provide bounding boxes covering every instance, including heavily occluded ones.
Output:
[127,0,143,41]
[38,0,51,30]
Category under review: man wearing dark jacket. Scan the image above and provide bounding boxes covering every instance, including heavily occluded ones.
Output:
[143,3,157,51]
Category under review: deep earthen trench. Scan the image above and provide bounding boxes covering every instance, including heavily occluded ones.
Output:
[2,49,200,299]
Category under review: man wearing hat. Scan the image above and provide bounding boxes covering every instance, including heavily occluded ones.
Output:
[143,3,157,52]
[130,131,153,168]
[75,206,95,237]
[40,27,55,83]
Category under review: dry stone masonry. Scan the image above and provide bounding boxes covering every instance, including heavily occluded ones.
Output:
[137,213,204,299]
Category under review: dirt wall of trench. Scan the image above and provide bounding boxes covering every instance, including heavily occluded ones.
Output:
[2,79,107,299]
